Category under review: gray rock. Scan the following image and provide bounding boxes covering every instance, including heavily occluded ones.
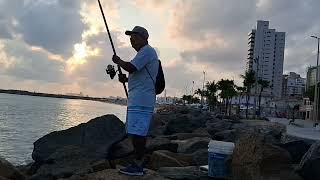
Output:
[31,115,126,178]
[148,150,193,170]
[149,114,169,136]
[27,174,55,180]
[278,140,311,164]
[212,129,238,142]
[174,137,210,154]
[33,115,125,162]
[192,149,208,166]
[0,176,10,180]
[158,166,208,180]
[164,114,207,135]
[231,133,297,180]
[235,120,286,144]
[281,134,316,144]
[296,142,320,180]
[206,121,234,139]
[0,157,25,180]
[164,133,209,141]
[108,137,133,159]
[60,168,169,180]
[146,137,178,153]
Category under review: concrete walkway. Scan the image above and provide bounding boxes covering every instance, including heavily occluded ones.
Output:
[267,117,320,141]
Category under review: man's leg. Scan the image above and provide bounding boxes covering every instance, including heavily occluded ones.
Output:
[131,134,147,166]
[118,134,145,176]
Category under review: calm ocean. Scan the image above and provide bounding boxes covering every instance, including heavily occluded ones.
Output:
[0,93,127,165]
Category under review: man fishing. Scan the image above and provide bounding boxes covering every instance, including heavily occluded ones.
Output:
[112,26,159,176]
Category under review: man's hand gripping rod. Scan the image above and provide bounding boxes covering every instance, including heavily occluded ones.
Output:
[97,0,128,98]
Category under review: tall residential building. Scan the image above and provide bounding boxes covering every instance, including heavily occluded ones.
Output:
[282,72,306,97]
[306,66,320,91]
[246,20,286,97]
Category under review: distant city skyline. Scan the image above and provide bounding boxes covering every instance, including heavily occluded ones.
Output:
[0,0,319,97]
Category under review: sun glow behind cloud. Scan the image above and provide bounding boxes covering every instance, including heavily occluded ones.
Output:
[67,42,100,72]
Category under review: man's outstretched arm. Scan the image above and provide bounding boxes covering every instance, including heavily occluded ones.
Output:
[112,55,137,74]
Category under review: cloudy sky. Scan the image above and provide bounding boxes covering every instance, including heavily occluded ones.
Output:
[0,0,319,98]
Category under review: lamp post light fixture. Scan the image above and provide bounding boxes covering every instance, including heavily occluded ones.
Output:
[311,35,320,125]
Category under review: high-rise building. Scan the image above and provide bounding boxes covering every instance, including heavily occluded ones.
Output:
[246,20,286,97]
[306,66,320,91]
[282,72,306,97]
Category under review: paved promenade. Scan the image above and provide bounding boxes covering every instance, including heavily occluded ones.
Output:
[267,117,320,141]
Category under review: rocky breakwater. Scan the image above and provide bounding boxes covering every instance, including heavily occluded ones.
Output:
[0,105,319,180]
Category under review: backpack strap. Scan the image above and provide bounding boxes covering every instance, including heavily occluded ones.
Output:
[145,66,155,86]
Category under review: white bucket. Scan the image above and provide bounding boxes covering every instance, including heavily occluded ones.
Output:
[208,140,235,178]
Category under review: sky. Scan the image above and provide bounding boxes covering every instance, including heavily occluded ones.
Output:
[0,0,320,98]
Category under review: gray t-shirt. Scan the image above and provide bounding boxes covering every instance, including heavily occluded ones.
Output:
[128,44,159,107]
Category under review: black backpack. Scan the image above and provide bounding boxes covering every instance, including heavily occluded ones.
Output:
[145,60,165,95]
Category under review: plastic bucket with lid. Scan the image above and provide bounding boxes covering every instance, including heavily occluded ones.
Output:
[208,140,235,178]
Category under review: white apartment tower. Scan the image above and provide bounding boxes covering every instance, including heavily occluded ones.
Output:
[246,20,286,97]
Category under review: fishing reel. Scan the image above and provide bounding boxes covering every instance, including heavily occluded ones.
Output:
[106,64,117,79]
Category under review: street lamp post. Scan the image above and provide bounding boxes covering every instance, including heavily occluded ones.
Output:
[254,56,259,118]
[311,35,320,125]
[201,71,206,106]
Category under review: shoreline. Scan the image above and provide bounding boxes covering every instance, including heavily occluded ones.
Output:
[0,89,127,106]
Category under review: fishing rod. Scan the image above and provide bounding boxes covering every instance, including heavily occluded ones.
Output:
[97,0,128,98]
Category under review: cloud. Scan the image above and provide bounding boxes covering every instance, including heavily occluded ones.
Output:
[17,1,85,56]
[0,39,65,83]
[132,0,172,11]
[166,0,320,81]
[1,0,320,97]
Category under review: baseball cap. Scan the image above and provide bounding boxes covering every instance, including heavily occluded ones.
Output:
[125,26,149,39]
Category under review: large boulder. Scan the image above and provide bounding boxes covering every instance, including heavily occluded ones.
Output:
[108,137,133,160]
[212,129,238,142]
[278,140,311,164]
[31,115,126,179]
[174,137,210,154]
[149,113,169,136]
[231,133,301,180]
[192,149,208,166]
[0,157,25,180]
[207,121,233,133]
[146,137,178,153]
[296,142,320,180]
[0,177,10,180]
[234,120,286,144]
[149,150,193,170]
[164,113,208,135]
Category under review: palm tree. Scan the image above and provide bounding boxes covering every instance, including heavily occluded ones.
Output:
[204,81,218,111]
[257,79,270,117]
[240,70,256,119]
[236,86,246,115]
[194,88,204,97]
[217,79,237,115]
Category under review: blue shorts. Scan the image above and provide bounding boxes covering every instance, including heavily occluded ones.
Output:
[126,106,154,136]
